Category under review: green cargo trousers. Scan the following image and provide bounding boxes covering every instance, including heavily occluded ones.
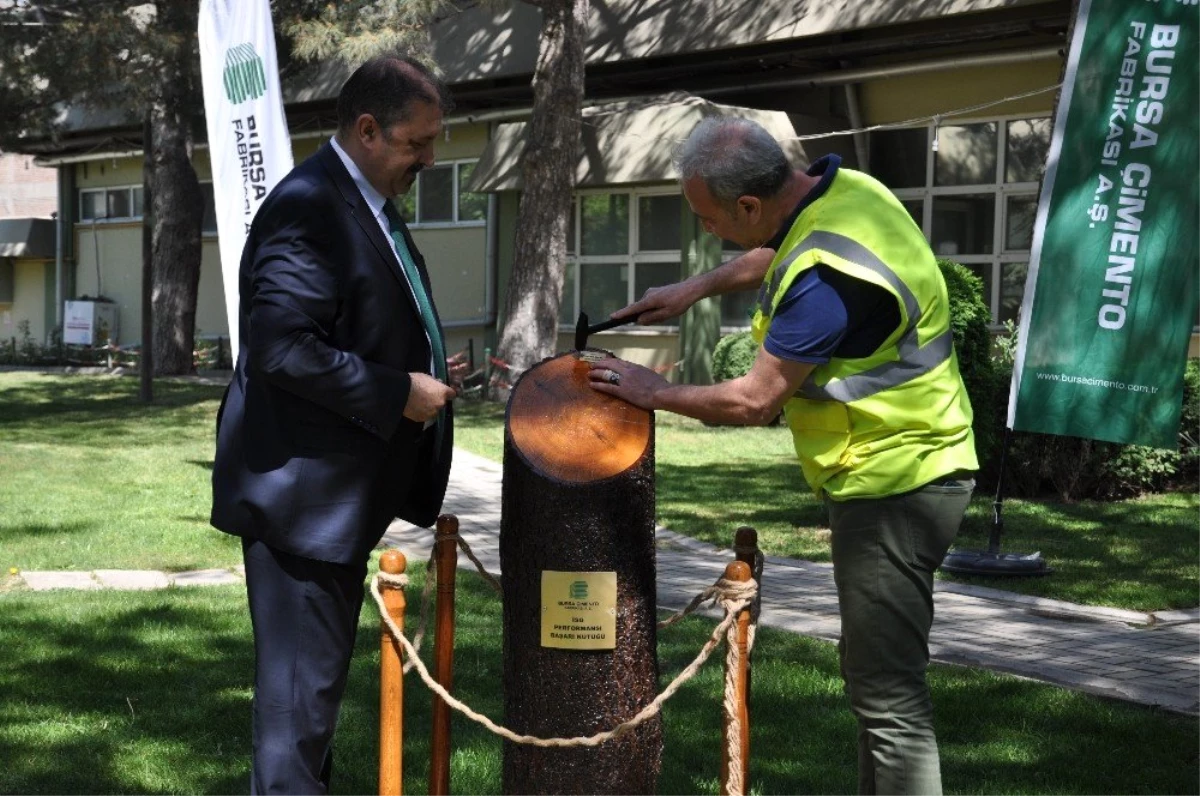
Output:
[826,476,974,795]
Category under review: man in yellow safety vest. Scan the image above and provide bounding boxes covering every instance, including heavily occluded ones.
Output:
[589,117,978,795]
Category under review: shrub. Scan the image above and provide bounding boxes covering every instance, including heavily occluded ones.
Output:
[1178,359,1200,482]
[937,260,1001,479]
[992,329,1195,501]
[711,331,758,382]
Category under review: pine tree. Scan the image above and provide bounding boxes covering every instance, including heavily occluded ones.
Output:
[1,1,205,375]
[494,0,587,382]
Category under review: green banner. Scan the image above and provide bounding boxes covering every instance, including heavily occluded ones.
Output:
[1010,0,1199,449]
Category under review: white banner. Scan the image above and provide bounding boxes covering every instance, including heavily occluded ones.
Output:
[198,0,293,363]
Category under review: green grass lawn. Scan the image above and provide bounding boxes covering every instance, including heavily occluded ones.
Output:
[2,373,1197,794]
[2,570,1196,795]
[0,372,239,572]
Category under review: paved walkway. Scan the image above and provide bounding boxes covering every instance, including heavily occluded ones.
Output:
[15,449,1199,716]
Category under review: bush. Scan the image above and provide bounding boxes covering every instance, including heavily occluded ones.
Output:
[992,330,1195,501]
[937,260,1001,479]
[711,331,758,382]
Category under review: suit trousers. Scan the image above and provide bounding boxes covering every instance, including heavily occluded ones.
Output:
[242,537,368,795]
[826,477,974,796]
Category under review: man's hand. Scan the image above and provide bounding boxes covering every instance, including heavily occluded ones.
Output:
[586,357,668,411]
[404,372,456,422]
[610,280,704,326]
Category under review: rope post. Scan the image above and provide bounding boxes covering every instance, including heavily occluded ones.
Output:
[430,515,459,796]
[379,550,408,796]
[720,560,752,796]
[733,526,760,707]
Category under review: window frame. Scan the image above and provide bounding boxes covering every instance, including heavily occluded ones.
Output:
[560,185,685,331]
[78,185,144,223]
[883,112,1050,329]
[405,158,487,228]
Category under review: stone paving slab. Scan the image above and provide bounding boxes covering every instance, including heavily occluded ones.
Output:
[94,570,171,590]
[21,571,100,591]
[171,568,243,587]
[1155,608,1200,625]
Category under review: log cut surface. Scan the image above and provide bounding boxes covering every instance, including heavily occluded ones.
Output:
[507,353,651,482]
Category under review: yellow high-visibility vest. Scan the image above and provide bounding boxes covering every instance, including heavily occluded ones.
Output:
[751,167,978,499]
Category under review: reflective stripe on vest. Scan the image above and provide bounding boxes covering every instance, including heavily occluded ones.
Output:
[799,328,953,403]
[757,230,952,404]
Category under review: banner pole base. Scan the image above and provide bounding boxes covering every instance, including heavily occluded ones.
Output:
[941,548,1052,576]
[940,428,1052,576]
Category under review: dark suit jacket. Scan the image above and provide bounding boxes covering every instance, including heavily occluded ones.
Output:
[210,142,453,565]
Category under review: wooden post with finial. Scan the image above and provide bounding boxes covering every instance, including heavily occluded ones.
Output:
[429,515,459,796]
[733,526,760,731]
[501,351,661,794]
[719,559,752,796]
[379,550,407,796]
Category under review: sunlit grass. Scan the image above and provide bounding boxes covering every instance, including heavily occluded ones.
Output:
[1,572,1195,795]
[1,372,239,572]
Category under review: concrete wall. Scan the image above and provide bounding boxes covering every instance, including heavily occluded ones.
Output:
[859,59,1060,124]
[0,259,50,343]
[0,153,57,218]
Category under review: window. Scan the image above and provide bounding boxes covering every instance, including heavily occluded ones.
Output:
[392,160,485,226]
[200,183,218,234]
[870,115,1051,327]
[79,186,143,222]
[560,189,683,328]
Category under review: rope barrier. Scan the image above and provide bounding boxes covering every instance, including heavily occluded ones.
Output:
[371,570,757,749]
[723,618,746,796]
[399,532,501,673]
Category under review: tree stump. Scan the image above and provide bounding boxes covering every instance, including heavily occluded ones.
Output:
[500,352,661,795]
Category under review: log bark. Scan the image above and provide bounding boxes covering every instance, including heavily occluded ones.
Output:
[501,352,661,794]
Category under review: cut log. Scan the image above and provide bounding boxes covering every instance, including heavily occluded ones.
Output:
[501,352,661,795]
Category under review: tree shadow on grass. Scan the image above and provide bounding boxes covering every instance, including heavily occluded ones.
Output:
[945,493,1200,610]
[2,574,1195,795]
[0,588,253,795]
[0,375,225,446]
[0,520,92,542]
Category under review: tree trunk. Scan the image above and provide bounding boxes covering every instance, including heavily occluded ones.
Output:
[495,0,588,382]
[147,1,204,375]
[500,353,661,794]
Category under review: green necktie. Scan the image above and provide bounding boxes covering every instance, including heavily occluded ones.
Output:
[383,201,448,447]
[382,201,447,383]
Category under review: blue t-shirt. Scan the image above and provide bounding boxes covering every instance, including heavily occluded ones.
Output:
[762,156,901,365]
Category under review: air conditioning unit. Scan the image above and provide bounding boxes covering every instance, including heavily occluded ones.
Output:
[63,299,119,346]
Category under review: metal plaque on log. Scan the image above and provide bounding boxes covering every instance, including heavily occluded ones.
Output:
[541,570,617,650]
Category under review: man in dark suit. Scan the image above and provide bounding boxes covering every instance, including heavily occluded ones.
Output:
[210,55,457,794]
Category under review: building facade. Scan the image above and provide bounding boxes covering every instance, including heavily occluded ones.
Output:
[14,0,1191,367]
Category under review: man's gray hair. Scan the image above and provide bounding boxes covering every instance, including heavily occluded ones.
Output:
[673,117,791,207]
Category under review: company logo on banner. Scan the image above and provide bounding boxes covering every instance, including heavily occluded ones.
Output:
[223,44,267,104]
[199,0,294,363]
[1009,0,1198,449]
